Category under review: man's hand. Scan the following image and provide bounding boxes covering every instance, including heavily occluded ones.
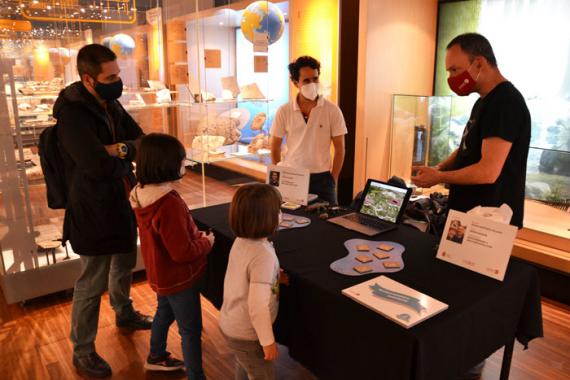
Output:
[411,166,443,188]
[104,144,118,157]
[263,342,278,361]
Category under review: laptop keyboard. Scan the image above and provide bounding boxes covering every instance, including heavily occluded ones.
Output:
[343,213,392,230]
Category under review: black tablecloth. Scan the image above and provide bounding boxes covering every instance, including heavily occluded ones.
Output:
[192,203,543,380]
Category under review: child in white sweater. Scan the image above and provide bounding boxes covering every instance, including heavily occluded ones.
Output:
[219,183,288,380]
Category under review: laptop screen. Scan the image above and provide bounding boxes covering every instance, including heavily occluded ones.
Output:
[359,181,409,223]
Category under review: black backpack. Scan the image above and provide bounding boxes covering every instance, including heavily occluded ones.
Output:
[38,124,67,209]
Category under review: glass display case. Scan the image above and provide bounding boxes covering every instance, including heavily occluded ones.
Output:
[0,0,334,302]
[391,94,570,209]
[167,1,289,170]
[0,0,165,303]
[389,95,453,186]
[159,0,290,202]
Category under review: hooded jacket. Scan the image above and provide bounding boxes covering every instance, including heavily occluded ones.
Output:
[130,184,211,295]
[54,81,143,255]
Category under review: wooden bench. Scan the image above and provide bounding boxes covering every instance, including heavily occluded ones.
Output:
[513,200,570,274]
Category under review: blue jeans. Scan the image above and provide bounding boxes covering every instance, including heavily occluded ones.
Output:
[309,171,337,205]
[150,285,205,380]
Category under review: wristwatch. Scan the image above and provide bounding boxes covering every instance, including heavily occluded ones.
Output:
[116,143,128,159]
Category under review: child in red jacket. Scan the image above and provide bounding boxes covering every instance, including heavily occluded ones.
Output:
[130,133,214,379]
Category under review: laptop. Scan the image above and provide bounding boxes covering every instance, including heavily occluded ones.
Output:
[328,179,412,236]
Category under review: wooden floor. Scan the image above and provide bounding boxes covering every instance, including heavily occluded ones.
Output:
[0,280,569,380]
[1,171,570,379]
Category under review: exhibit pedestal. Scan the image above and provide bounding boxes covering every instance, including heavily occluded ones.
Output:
[0,245,146,304]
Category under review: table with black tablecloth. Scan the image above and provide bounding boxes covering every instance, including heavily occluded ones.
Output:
[192,203,543,380]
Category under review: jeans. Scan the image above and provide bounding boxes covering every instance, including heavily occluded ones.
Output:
[224,335,274,380]
[70,252,136,356]
[309,171,337,205]
[150,285,205,380]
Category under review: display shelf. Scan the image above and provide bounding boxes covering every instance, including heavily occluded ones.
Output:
[123,101,192,111]
[186,143,269,164]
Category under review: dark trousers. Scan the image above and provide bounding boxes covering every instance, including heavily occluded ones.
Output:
[150,285,205,380]
[70,252,136,356]
[309,171,337,205]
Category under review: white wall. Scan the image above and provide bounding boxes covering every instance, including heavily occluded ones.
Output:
[354,0,438,194]
[186,23,236,98]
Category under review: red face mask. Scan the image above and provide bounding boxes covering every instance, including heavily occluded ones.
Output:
[447,64,479,96]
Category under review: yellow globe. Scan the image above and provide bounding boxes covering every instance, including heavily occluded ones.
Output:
[240,1,285,45]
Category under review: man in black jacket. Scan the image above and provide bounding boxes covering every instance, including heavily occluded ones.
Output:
[54,44,151,378]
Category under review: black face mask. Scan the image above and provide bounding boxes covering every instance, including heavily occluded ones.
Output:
[94,78,123,101]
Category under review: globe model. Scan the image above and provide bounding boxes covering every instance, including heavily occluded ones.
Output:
[241,1,285,45]
[102,37,112,49]
[109,33,135,58]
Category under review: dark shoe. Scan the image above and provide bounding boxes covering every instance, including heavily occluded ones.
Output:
[144,353,185,372]
[116,310,153,330]
[73,352,112,378]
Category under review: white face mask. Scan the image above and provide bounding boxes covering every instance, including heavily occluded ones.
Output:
[300,82,319,101]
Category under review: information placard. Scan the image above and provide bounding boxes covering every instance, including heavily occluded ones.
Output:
[437,209,518,281]
[266,165,310,206]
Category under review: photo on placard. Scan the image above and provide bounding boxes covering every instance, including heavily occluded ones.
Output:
[446,219,467,244]
[269,170,280,187]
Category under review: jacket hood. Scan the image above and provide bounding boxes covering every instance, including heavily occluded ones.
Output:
[53,81,104,121]
[130,183,174,209]
[130,183,176,229]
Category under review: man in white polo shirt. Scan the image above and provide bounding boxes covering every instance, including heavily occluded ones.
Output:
[270,56,347,204]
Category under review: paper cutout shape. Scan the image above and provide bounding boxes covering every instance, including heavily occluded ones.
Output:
[330,239,405,276]
[370,283,426,315]
[277,213,311,231]
[240,83,265,99]
[221,76,240,98]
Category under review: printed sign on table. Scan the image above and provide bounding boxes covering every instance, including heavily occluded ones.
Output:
[266,165,310,206]
[437,209,518,281]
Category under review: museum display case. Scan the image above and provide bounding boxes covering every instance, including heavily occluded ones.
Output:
[0,0,341,302]
[0,0,165,303]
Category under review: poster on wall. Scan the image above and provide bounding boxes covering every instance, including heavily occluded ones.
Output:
[204,49,222,68]
[254,55,268,73]
[436,209,517,281]
[266,165,310,205]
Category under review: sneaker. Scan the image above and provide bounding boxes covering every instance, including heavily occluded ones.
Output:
[116,310,153,330]
[73,352,112,378]
[144,354,185,372]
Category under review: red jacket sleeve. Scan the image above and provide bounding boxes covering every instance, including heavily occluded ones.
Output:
[156,194,211,263]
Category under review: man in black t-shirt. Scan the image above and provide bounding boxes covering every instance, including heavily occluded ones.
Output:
[412,33,531,229]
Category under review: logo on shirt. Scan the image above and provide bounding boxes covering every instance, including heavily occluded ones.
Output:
[271,271,280,298]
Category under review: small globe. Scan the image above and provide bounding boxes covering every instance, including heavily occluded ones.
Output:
[102,37,112,49]
[109,33,135,58]
[241,1,285,46]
